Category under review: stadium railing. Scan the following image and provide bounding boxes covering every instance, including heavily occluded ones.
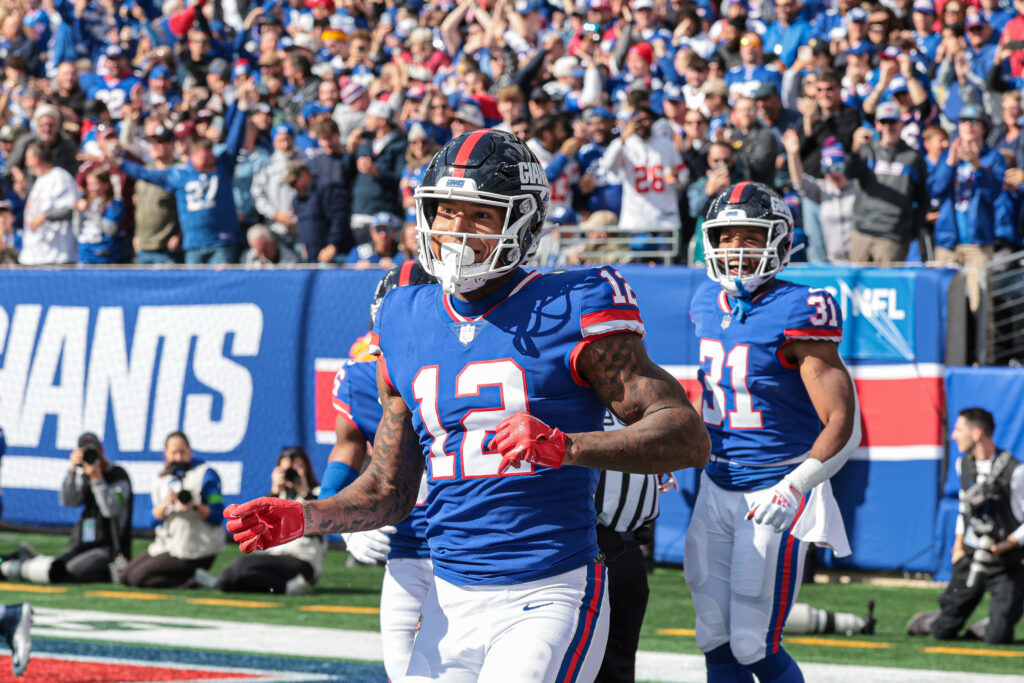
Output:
[983,248,1024,366]
[543,224,681,265]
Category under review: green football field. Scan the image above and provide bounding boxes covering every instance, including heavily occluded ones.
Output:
[2,531,1022,678]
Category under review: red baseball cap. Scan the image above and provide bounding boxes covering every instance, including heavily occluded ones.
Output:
[627,42,653,65]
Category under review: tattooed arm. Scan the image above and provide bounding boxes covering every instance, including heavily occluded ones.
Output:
[301,361,425,535]
[567,332,709,473]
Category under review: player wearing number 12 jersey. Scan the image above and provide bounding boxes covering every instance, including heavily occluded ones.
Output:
[225,129,709,682]
[685,182,861,683]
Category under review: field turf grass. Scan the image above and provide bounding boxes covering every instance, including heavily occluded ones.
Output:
[2,532,1023,678]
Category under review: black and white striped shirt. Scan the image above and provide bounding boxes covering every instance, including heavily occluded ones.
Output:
[596,412,661,533]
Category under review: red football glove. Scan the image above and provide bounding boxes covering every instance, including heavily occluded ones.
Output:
[224,497,305,553]
[494,411,567,475]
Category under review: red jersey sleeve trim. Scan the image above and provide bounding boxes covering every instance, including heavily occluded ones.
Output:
[334,405,359,432]
[784,328,843,341]
[569,329,644,387]
[581,308,645,338]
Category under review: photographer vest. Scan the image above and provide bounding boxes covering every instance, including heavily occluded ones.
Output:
[71,465,134,558]
[149,462,225,560]
[961,450,1024,564]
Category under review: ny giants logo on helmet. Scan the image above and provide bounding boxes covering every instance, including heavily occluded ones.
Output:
[518,161,546,186]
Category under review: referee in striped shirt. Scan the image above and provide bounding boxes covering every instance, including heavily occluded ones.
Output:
[596,412,663,683]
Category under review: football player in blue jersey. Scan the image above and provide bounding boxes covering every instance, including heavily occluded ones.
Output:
[685,181,861,683]
[227,129,710,681]
[320,260,435,682]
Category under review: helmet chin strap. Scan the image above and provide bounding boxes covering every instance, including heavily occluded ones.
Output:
[438,243,476,294]
[729,277,755,322]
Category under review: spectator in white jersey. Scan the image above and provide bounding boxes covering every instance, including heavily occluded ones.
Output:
[600,106,687,234]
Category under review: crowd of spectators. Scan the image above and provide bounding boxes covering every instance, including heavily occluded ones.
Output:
[0,0,1022,291]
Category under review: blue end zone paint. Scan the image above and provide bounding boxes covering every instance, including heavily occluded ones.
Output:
[34,638,389,682]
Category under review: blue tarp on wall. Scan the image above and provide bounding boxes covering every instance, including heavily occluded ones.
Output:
[931,367,1024,581]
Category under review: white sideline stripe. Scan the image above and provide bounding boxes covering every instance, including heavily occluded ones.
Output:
[28,608,1020,683]
[0,456,243,496]
[661,363,945,381]
[31,607,383,663]
[851,445,945,462]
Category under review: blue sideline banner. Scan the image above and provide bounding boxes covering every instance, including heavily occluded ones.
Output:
[0,266,955,574]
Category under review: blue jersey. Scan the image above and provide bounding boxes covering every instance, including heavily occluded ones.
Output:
[725,65,783,101]
[83,75,143,118]
[331,359,430,559]
[372,267,645,586]
[690,279,842,491]
[120,107,247,250]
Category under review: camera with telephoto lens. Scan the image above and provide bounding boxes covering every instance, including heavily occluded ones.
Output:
[82,447,100,465]
[966,516,997,588]
[283,467,300,485]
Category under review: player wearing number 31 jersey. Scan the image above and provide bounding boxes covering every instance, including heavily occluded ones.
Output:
[686,181,861,683]
[225,129,709,682]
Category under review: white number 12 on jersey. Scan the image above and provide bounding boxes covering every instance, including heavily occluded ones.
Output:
[698,339,763,429]
[412,359,528,479]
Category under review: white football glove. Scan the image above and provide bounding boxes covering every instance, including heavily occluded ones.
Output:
[745,481,803,532]
[342,526,396,564]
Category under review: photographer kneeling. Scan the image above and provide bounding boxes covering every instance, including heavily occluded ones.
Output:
[908,408,1024,644]
[2,432,133,584]
[119,432,225,588]
[194,447,324,595]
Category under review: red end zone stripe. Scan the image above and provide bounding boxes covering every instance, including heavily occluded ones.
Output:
[450,130,488,178]
[728,181,750,203]
[22,658,256,681]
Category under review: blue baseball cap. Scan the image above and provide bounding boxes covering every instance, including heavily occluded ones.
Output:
[272,123,295,138]
[844,42,872,57]
[302,102,334,119]
[372,211,400,230]
[845,7,868,23]
[959,103,989,125]
[887,76,909,94]
[148,65,171,80]
[548,206,579,225]
[663,82,686,102]
[233,62,252,80]
[584,106,615,121]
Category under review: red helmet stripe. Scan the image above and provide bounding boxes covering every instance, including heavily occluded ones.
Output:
[398,259,415,286]
[450,129,489,178]
[728,181,750,204]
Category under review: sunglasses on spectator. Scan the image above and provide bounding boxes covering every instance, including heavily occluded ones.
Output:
[877,118,900,125]
[825,163,846,174]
